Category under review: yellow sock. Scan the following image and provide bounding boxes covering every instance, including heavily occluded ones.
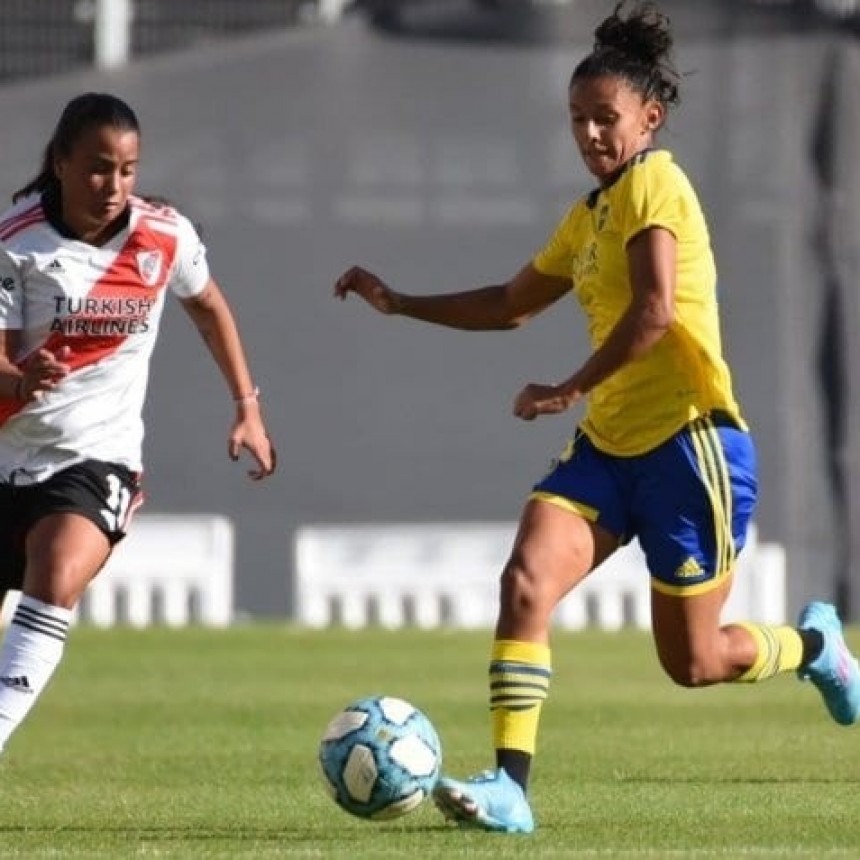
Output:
[489,639,552,754]
[733,623,804,682]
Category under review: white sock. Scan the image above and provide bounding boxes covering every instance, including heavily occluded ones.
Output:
[0,595,71,752]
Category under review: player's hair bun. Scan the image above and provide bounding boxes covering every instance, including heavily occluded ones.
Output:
[593,1,674,68]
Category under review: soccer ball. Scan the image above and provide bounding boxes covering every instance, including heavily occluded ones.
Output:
[318,695,442,820]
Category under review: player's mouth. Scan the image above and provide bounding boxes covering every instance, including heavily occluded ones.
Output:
[586,148,611,163]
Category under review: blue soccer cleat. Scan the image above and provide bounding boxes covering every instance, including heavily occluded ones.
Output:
[432,767,534,834]
[797,601,860,726]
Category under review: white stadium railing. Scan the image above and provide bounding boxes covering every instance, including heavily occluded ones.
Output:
[1,514,234,628]
[293,522,786,630]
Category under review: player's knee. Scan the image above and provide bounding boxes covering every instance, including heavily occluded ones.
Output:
[499,558,547,620]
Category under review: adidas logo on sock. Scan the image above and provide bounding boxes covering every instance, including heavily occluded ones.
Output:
[1,675,33,693]
[46,259,65,273]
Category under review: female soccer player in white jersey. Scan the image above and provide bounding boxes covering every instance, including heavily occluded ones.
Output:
[0,92,276,754]
[335,0,860,834]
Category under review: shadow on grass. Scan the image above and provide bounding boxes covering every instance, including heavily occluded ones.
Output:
[615,776,860,784]
[0,823,450,839]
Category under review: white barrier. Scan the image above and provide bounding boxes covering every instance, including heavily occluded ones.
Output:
[293,522,786,630]
[1,514,235,628]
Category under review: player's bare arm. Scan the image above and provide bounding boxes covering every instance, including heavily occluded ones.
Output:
[180,279,276,480]
[514,227,676,421]
[335,263,570,332]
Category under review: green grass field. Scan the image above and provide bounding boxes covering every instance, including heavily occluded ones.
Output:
[1,626,859,859]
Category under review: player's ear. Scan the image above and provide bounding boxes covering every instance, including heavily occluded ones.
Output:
[644,100,665,133]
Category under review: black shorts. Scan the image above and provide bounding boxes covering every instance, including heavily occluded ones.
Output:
[0,459,143,594]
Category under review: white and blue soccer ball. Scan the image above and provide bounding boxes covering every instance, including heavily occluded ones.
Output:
[318,695,442,820]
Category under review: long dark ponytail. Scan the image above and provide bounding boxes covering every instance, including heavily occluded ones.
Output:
[13,92,140,203]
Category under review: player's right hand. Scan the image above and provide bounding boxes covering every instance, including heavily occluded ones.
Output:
[334,266,403,316]
[20,345,71,400]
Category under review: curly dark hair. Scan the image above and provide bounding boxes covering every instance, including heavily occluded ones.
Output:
[571,1,681,109]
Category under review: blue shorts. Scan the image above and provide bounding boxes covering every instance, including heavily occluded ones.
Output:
[530,413,758,594]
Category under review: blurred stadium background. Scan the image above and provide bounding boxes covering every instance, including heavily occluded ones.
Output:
[0,0,858,622]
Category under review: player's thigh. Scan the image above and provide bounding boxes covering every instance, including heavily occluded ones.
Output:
[509,497,618,594]
[650,575,734,678]
[516,432,626,592]
[636,419,756,678]
[498,498,617,640]
[23,512,112,606]
[20,460,141,606]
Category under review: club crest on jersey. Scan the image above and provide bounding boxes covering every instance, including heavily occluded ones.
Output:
[136,250,163,286]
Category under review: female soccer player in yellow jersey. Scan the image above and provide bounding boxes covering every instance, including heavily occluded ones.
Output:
[334,0,860,834]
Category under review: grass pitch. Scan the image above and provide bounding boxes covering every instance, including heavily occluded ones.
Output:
[0,625,859,858]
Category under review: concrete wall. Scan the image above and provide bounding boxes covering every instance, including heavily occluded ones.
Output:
[0,9,856,618]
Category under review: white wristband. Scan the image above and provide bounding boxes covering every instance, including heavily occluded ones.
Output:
[234,386,260,404]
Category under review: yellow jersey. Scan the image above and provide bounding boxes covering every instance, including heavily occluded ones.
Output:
[533,149,745,457]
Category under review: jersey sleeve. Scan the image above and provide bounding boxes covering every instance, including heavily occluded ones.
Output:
[532,205,578,278]
[0,247,23,330]
[617,157,688,246]
[168,213,210,299]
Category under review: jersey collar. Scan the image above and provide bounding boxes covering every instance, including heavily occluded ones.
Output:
[585,148,655,210]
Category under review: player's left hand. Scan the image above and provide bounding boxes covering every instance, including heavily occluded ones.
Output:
[513,383,580,421]
[228,417,277,480]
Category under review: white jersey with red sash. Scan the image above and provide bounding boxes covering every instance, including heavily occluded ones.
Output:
[0,194,209,483]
